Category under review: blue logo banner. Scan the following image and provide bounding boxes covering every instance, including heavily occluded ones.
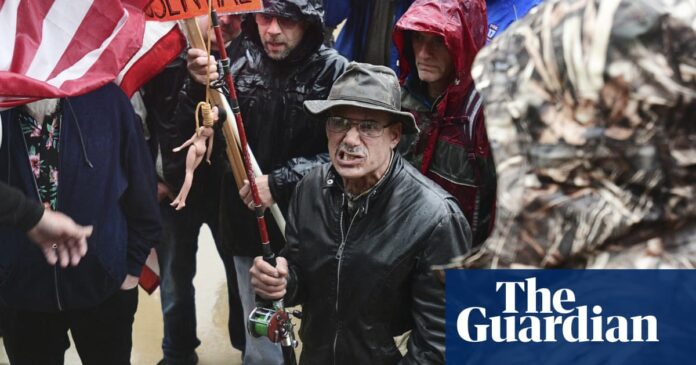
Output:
[445,270,696,365]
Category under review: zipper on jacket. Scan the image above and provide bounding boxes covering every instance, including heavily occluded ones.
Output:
[430,169,478,188]
[54,113,65,311]
[53,267,63,311]
[333,194,361,365]
[20,129,64,311]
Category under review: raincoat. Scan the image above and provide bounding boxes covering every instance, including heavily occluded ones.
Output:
[394,0,496,246]
[218,0,348,257]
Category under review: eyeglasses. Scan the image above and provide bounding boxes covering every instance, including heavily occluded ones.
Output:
[326,117,394,138]
[255,13,301,29]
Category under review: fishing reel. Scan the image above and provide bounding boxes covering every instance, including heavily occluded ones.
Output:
[248,301,300,348]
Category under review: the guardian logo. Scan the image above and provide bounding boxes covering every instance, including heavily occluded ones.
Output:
[457,277,659,343]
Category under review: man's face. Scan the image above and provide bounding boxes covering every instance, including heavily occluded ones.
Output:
[326,106,402,193]
[412,31,455,84]
[198,15,242,51]
[255,13,306,60]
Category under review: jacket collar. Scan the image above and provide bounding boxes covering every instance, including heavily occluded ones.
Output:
[323,152,403,216]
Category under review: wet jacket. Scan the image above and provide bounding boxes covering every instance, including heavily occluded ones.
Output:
[0,84,161,311]
[219,0,347,257]
[394,0,496,246]
[282,154,472,364]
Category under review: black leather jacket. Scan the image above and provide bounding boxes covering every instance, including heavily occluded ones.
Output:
[282,154,472,364]
[218,0,347,257]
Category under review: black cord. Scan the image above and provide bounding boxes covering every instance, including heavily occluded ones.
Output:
[64,99,94,168]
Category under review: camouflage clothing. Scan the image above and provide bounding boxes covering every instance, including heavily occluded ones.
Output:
[453,0,696,269]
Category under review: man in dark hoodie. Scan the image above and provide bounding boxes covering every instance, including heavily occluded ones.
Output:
[0,88,161,364]
[187,1,347,363]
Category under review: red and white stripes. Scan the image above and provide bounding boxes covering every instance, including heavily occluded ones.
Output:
[0,0,184,108]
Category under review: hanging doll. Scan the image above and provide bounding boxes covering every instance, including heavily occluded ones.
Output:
[170,103,219,210]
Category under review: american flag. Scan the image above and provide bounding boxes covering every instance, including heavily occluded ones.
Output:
[0,0,186,292]
[0,0,185,108]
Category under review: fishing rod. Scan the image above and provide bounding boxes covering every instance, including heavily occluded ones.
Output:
[210,10,298,365]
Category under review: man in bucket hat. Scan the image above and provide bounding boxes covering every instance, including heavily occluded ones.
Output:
[250,62,472,364]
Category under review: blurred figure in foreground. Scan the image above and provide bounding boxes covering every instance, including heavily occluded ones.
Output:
[453,0,696,269]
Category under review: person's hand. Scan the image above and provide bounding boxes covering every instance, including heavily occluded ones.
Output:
[239,175,274,211]
[27,209,91,268]
[187,48,218,85]
[157,182,174,203]
[120,274,140,290]
[250,256,288,300]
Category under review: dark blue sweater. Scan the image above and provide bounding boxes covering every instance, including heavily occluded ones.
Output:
[0,83,161,311]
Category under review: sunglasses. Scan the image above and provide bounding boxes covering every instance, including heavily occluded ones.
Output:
[255,13,301,29]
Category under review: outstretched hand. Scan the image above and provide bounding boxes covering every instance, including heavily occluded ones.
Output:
[27,209,92,268]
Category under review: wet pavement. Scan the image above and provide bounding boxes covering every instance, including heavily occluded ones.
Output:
[0,225,243,365]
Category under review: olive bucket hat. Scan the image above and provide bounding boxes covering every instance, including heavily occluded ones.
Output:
[304,62,419,134]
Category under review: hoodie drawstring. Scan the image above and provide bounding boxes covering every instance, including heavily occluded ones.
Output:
[64,99,94,169]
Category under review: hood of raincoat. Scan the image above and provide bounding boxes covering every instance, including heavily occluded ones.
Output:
[393,0,487,114]
[242,0,325,64]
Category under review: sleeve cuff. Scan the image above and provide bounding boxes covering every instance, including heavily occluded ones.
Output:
[267,171,281,202]
[126,259,145,277]
[284,265,300,306]
[18,203,44,232]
